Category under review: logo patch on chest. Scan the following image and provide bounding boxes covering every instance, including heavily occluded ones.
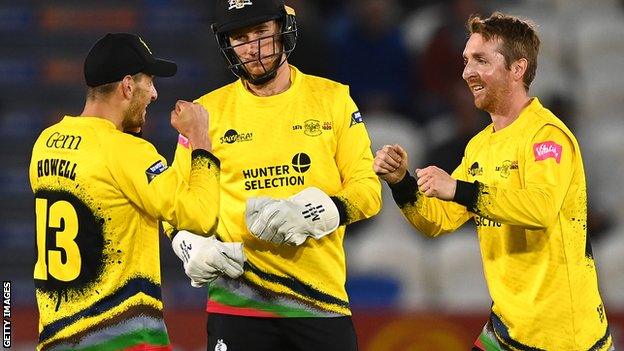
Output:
[304,120,322,136]
[495,160,519,178]
[220,129,253,144]
[468,162,483,176]
[293,120,331,136]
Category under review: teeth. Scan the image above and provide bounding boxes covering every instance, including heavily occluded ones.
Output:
[472,85,483,91]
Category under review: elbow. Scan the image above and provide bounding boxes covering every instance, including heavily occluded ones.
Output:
[534,194,559,229]
[371,179,383,216]
[197,204,219,236]
[357,183,382,219]
[370,191,382,217]
[185,201,219,236]
[199,218,219,237]
[537,211,558,229]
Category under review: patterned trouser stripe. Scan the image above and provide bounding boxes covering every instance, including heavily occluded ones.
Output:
[474,321,503,351]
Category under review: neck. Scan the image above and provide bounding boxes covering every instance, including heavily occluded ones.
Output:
[80,99,125,131]
[490,89,531,132]
[245,61,291,97]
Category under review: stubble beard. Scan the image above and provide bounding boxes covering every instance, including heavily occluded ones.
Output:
[476,81,510,115]
[122,91,147,132]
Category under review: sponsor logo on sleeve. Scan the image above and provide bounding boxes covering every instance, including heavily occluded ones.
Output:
[146,160,168,183]
[178,134,190,148]
[350,111,363,126]
[533,141,562,163]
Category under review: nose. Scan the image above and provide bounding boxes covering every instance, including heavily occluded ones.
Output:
[462,61,475,81]
[151,85,157,102]
[245,38,260,58]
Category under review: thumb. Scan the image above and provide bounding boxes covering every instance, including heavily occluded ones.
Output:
[394,144,408,159]
[176,100,191,113]
[220,242,246,264]
[190,279,206,288]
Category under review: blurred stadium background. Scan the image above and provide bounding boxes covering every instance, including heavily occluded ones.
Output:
[1,0,623,349]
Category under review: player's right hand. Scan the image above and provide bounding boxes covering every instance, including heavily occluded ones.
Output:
[245,187,340,246]
[172,230,246,287]
[170,100,212,151]
[373,144,409,185]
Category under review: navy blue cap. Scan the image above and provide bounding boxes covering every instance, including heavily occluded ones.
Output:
[84,33,177,87]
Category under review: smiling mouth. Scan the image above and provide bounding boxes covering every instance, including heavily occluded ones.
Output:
[470,84,484,93]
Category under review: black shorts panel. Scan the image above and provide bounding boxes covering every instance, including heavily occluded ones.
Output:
[207,313,358,351]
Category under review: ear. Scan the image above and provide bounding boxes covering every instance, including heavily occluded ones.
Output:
[512,58,528,82]
[120,75,134,99]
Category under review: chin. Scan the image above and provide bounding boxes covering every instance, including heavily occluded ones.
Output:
[474,96,493,112]
[473,98,485,110]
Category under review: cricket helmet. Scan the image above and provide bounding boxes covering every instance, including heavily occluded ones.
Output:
[212,0,297,85]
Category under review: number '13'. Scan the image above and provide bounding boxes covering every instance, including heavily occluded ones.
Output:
[34,198,81,281]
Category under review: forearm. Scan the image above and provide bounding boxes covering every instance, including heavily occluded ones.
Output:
[390,172,470,236]
[454,180,558,229]
[161,150,220,235]
[331,176,381,226]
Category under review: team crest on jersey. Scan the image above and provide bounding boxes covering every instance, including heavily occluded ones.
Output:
[292,121,331,135]
[304,119,322,136]
[350,111,363,126]
[533,141,562,163]
[146,160,168,183]
[228,0,252,10]
[495,160,518,178]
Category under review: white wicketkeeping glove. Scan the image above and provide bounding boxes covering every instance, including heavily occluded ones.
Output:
[245,187,340,246]
[172,230,246,287]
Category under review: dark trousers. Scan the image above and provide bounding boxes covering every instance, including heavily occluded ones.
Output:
[207,313,358,351]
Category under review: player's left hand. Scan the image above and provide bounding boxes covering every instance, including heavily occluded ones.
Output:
[245,187,340,246]
[415,166,457,200]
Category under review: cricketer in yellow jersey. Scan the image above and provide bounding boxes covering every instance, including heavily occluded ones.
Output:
[164,0,381,350]
[374,13,614,351]
[29,33,245,351]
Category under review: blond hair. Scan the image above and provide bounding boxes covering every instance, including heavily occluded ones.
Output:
[467,12,540,90]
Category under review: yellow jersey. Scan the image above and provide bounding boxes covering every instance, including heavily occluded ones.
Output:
[390,98,612,350]
[29,116,220,350]
[167,65,381,317]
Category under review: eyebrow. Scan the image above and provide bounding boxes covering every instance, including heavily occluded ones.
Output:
[463,51,487,59]
[230,23,271,37]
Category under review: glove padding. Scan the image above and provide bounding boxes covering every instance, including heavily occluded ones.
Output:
[172,230,246,287]
[245,187,340,246]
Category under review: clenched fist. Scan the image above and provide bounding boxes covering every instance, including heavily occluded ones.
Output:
[170,100,212,151]
[373,144,409,185]
[415,166,457,200]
